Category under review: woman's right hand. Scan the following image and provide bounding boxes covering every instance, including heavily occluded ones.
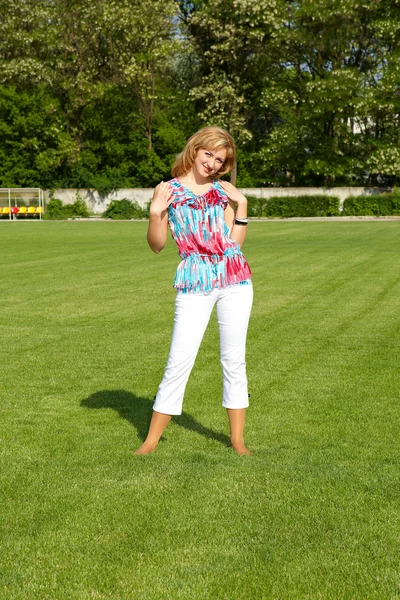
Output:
[150,181,174,217]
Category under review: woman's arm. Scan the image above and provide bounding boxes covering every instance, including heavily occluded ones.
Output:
[147,182,173,253]
[219,181,248,247]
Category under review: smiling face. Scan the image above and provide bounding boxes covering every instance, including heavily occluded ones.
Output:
[193,147,227,180]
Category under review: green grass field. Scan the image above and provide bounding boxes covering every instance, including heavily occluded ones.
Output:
[1,221,399,600]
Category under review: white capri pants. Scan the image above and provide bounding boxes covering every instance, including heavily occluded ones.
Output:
[153,283,253,415]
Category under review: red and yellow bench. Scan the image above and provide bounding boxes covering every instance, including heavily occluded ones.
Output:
[0,206,43,218]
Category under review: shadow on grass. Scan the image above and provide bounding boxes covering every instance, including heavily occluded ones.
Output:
[80,390,230,448]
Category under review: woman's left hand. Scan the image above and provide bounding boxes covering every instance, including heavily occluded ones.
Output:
[219,181,247,206]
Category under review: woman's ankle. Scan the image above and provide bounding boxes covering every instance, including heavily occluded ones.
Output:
[135,411,172,455]
[230,438,252,455]
[134,440,158,455]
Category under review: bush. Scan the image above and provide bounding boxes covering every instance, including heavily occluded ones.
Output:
[44,197,90,219]
[63,197,90,219]
[102,199,149,220]
[247,194,340,218]
[44,198,64,219]
[342,192,400,216]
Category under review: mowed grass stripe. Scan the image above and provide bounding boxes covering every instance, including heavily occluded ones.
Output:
[0,221,399,599]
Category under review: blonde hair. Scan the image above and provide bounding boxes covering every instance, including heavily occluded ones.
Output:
[171,126,236,178]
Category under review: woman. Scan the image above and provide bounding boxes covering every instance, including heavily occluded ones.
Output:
[135,126,253,455]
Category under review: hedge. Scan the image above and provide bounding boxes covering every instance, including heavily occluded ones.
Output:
[341,192,400,216]
[247,194,340,218]
[247,192,400,218]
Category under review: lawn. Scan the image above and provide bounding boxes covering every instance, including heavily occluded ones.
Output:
[0,220,399,600]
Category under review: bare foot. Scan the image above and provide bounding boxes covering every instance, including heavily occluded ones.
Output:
[231,441,252,455]
[134,442,157,456]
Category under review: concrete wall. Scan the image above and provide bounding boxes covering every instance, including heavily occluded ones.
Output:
[47,186,391,214]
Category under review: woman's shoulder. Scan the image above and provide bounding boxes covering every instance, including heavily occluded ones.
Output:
[213,179,228,197]
[168,177,181,188]
[211,180,229,208]
[166,179,192,212]
[168,178,189,197]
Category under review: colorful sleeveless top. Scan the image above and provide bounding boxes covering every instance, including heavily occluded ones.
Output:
[167,179,252,293]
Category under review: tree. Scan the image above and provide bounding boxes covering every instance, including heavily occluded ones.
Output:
[257,0,400,185]
[181,0,285,182]
[0,0,59,87]
[101,0,181,151]
[1,0,400,190]
[0,86,72,188]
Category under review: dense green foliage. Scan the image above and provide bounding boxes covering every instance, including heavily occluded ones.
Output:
[1,222,399,599]
[102,199,150,220]
[44,197,90,220]
[1,0,400,189]
[248,192,400,218]
[342,192,400,216]
[248,195,341,218]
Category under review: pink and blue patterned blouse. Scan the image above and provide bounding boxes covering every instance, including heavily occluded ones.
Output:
[167,178,252,293]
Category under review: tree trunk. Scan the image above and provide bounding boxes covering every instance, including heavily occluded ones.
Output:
[231,158,237,186]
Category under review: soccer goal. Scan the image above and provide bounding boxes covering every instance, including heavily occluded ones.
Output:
[0,188,45,220]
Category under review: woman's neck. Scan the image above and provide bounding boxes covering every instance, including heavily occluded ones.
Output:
[180,170,211,186]
[178,171,213,195]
